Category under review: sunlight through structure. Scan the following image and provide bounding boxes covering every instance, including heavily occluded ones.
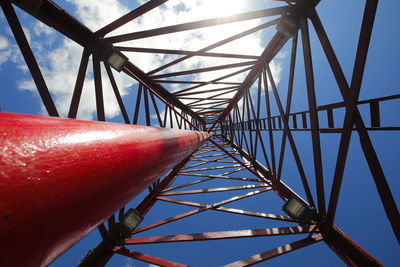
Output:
[0,0,398,266]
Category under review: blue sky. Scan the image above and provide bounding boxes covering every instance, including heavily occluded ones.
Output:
[0,0,399,266]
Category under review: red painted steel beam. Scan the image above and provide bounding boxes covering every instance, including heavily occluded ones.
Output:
[323,225,384,266]
[125,226,316,244]
[0,112,210,267]
[78,154,194,267]
[223,234,323,267]
[117,247,188,267]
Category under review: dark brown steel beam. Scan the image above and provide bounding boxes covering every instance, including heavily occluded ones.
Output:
[33,0,94,47]
[132,188,271,235]
[123,62,205,124]
[106,6,293,43]
[266,64,315,207]
[208,32,289,132]
[125,226,316,244]
[221,135,309,202]
[78,241,115,267]
[300,16,325,217]
[158,184,269,196]
[15,0,204,125]
[175,85,239,97]
[151,61,256,79]
[95,0,169,37]
[93,58,105,121]
[68,49,90,118]
[147,19,278,75]
[105,64,130,124]
[117,247,188,267]
[223,234,323,267]
[263,70,277,176]
[323,225,383,267]
[116,46,259,59]
[154,80,241,85]
[174,66,253,95]
[277,33,297,179]
[310,3,400,243]
[132,84,142,124]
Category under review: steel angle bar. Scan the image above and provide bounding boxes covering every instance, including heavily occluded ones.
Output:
[117,247,188,267]
[131,188,271,235]
[125,226,316,244]
[192,153,227,158]
[158,184,270,196]
[300,16,325,217]
[105,65,130,124]
[263,70,277,176]
[178,164,243,173]
[117,46,259,59]
[157,197,294,222]
[95,0,170,37]
[175,86,239,97]
[310,3,400,242]
[161,178,215,193]
[223,234,323,267]
[93,58,105,121]
[265,64,315,206]
[123,62,204,125]
[151,61,256,79]
[178,173,260,183]
[106,6,291,43]
[209,32,289,132]
[147,19,278,76]
[277,33,297,179]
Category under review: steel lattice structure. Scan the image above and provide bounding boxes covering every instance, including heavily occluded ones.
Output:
[1,0,399,266]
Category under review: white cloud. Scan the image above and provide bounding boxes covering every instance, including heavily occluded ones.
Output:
[66,0,130,31]
[0,35,8,50]
[0,35,11,66]
[124,258,135,267]
[0,34,24,69]
[33,21,53,36]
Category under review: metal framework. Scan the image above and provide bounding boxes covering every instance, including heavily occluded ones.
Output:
[1,0,399,266]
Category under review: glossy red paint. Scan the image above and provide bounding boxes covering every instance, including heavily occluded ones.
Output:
[0,112,210,267]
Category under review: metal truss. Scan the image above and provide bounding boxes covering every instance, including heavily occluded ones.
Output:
[1,0,399,266]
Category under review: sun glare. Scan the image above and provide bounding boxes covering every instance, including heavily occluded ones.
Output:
[200,0,247,17]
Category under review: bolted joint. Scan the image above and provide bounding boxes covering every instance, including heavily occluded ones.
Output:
[276,15,300,38]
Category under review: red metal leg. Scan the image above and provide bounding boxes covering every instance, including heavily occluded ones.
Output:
[0,112,210,266]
